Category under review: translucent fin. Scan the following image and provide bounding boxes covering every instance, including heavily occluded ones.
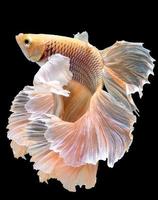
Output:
[102,68,139,113]
[74,31,89,42]
[7,86,33,146]
[100,41,155,112]
[25,93,55,117]
[26,119,98,192]
[9,86,31,113]
[45,89,136,167]
[34,54,72,97]
[38,171,50,183]
[10,141,27,159]
[53,162,97,191]
[25,53,72,119]
[7,112,30,145]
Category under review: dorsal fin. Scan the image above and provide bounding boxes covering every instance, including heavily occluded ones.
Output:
[74,31,89,42]
[101,41,155,113]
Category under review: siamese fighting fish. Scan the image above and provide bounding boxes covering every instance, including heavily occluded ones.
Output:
[7,32,155,191]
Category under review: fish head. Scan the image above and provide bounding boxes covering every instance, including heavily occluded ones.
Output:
[15,33,49,62]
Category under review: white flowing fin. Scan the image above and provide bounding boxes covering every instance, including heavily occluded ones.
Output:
[45,89,136,168]
[102,68,139,113]
[74,31,89,43]
[25,93,55,117]
[7,86,33,147]
[26,119,98,192]
[100,41,155,112]
[34,54,73,97]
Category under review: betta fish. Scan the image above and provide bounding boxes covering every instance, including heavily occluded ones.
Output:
[7,31,155,191]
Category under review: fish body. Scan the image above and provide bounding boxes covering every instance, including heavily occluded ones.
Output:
[16,33,103,92]
[7,31,155,191]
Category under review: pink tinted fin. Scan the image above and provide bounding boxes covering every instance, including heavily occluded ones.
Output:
[10,141,27,159]
[45,89,136,168]
[100,41,155,113]
[7,86,34,158]
[7,86,33,147]
[25,93,55,117]
[103,67,139,113]
[26,119,98,191]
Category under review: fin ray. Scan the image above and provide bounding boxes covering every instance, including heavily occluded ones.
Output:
[26,119,97,191]
[101,41,155,112]
[45,89,136,167]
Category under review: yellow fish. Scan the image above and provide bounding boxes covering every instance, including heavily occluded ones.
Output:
[7,31,155,191]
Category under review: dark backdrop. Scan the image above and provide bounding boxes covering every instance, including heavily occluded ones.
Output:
[1,2,157,199]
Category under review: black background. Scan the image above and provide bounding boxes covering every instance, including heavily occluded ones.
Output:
[1,1,157,199]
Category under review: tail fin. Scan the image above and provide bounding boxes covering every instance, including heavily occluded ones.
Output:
[100,41,155,113]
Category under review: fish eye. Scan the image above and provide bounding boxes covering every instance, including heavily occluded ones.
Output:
[24,38,31,46]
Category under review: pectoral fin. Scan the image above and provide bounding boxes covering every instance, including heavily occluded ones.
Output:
[34,54,72,97]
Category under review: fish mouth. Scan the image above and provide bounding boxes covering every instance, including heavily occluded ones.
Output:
[15,33,24,44]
